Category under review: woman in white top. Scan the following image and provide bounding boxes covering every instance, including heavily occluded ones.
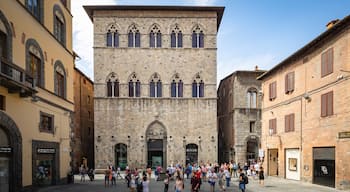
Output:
[130,175,136,192]
[142,176,150,192]
[208,168,218,192]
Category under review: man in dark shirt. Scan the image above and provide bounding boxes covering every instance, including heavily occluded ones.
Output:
[239,168,246,192]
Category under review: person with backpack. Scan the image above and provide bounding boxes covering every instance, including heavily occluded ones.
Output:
[238,168,248,192]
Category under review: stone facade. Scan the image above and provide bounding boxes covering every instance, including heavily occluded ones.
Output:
[217,70,264,164]
[73,67,94,171]
[84,6,224,169]
[258,16,350,190]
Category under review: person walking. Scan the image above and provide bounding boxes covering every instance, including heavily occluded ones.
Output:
[207,168,217,192]
[142,176,150,192]
[259,166,265,186]
[217,169,226,191]
[163,170,170,192]
[224,167,231,187]
[174,175,184,192]
[238,169,247,192]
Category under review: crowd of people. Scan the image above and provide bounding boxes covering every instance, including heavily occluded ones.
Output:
[79,160,265,192]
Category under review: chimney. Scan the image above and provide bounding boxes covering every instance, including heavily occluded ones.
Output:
[326,19,340,30]
[255,65,259,71]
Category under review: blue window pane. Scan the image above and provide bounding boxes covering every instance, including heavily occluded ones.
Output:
[136,80,141,97]
[128,32,133,47]
[192,81,197,97]
[114,33,119,47]
[128,81,134,97]
[107,32,112,47]
[150,33,155,48]
[157,80,162,97]
[178,80,183,97]
[135,32,141,47]
[171,81,176,97]
[199,81,204,97]
[107,80,112,97]
[33,0,39,19]
[150,81,155,97]
[192,32,197,48]
[171,32,176,48]
[199,32,204,48]
[114,81,119,97]
[157,32,162,48]
[178,32,183,48]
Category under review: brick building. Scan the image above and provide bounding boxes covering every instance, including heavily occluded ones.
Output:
[84,5,224,169]
[258,17,350,190]
[73,67,94,171]
[217,69,265,164]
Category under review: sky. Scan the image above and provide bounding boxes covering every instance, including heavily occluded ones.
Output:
[72,0,350,84]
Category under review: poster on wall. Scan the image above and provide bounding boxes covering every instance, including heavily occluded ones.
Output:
[288,158,297,171]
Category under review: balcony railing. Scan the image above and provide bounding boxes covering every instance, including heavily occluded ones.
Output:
[0,58,37,97]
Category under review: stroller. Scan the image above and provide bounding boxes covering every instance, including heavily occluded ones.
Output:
[88,169,95,181]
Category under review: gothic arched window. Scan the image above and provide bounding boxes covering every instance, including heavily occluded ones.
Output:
[128,73,140,97]
[106,24,119,47]
[106,73,119,97]
[171,25,182,48]
[150,25,161,48]
[192,74,204,98]
[170,73,183,97]
[192,25,204,48]
[128,24,140,48]
[150,73,162,97]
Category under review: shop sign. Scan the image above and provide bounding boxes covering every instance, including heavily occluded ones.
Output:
[338,132,350,139]
[0,147,11,153]
[37,148,56,154]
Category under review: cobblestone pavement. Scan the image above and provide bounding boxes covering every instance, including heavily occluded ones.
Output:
[37,174,343,192]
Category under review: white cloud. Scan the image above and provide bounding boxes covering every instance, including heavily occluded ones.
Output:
[190,0,217,5]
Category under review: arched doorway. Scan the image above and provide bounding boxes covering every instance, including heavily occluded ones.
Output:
[0,111,22,192]
[186,144,198,165]
[0,128,10,192]
[115,143,127,170]
[146,121,167,169]
[246,137,259,164]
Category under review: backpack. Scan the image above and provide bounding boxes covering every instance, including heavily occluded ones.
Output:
[244,175,249,184]
[137,181,143,191]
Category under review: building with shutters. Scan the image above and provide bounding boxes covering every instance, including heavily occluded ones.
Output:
[217,69,265,165]
[258,16,350,190]
[0,0,75,191]
[84,5,224,170]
